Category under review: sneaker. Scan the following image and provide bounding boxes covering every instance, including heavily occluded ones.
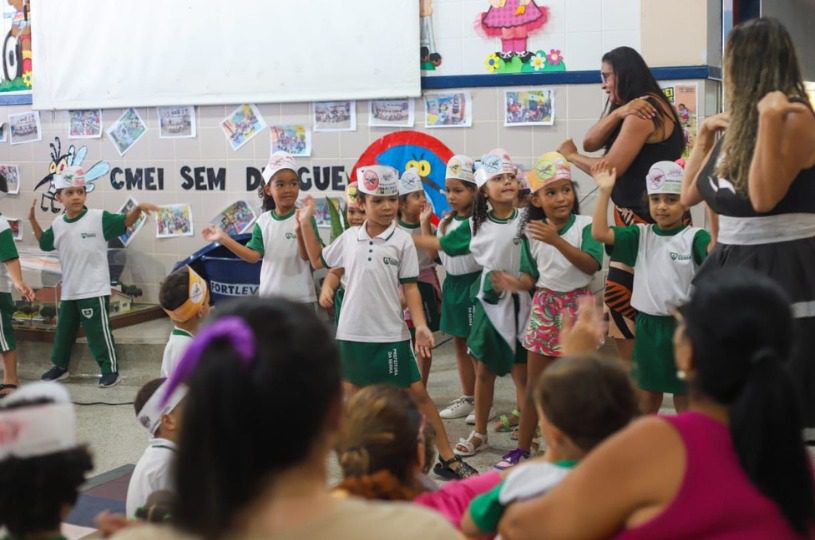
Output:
[465,407,494,425]
[41,366,69,382]
[433,455,479,480]
[494,448,530,471]
[98,372,120,388]
[439,396,474,419]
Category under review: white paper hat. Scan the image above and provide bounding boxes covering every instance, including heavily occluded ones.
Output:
[356,165,399,197]
[136,380,188,436]
[0,382,77,461]
[53,165,87,191]
[261,151,298,185]
[646,161,683,195]
[399,169,424,196]
[445,155,475,184]
[474,167,489,188]
[479,148,516,183]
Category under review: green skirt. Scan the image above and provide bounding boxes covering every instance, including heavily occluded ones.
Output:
[440,271,480,338]
[337,339,421,388]
[467,297,527,377]
[632,313,687,394]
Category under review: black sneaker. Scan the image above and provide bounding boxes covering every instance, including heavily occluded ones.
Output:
[433,455,478,481]
[98,372,120,388]
[41,366,69,381]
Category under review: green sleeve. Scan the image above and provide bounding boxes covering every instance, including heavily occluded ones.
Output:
[520,236,539,282]
[581,224,604,269]
[0,229,18,262]
[608,225,640,267]
[692,229,712,266]
[39,227,55,252]
[102,211,127,241]
[468,481,506,534]
[481,271,500,304]
[245,223,265,255]
[438,220,471,256]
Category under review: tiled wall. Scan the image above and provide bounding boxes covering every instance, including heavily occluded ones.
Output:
[1,79,716,303]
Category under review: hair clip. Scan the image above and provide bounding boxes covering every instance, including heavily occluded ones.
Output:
[162,316,256,406]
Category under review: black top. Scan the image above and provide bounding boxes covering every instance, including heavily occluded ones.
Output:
[611,120,684,219]
[698,138,815,217]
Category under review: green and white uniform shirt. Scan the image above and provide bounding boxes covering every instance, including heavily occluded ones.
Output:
[125,438,177,518]
[160,328,193,378]
[322,223,419,343]
[245,209,317,303]
[39,208,126,300]
[610,224,710,316]
[0,217,19,294]
[526,214,603,292]
[436,216,480,276]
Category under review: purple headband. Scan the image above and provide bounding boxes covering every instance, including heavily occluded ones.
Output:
[161,316,256,406]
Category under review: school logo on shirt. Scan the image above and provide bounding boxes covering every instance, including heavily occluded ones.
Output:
[285,232,296,239]
[81,308,94,319]
[382,256,399,266]
[81,232,97,239]
[670,252,692,261]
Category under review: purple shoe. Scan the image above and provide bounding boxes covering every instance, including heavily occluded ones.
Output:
[494,448,530,471]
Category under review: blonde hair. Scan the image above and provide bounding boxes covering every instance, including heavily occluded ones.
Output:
[718,18,813,193]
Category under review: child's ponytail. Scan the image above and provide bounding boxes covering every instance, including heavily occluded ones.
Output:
[471,188,489,236]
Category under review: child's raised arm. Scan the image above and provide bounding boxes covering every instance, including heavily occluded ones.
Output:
[297,196,325,269]
[201,224,262,264]
[28,199,43,242]
[591,162,617,246]
[419,205,439,261]
[125,202,158,228]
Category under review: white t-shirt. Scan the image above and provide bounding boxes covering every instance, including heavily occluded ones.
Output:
[436,216,480,276]
[245,209,317,303]
[160,328,193,378]
[526,214,602,292]
[440,210,525,275]
[39,208,125,300]
[322,222,419,343]
[125,438,177,518]
[0,217,19,294]
[499,461,573,504]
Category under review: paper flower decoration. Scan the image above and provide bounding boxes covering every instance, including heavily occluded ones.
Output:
[22,71,32,87]
[531,52,546,71]
[485,53,503,73]
[547,49,563,66]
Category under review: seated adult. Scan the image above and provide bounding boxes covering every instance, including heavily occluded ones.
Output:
[113,297,458,540]
[500,269,815,539]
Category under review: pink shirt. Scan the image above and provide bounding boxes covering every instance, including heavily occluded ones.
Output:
[614,411,805,540]
[415,471,501,527]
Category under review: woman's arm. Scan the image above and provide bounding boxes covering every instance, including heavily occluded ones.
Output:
[559,115,654,177]
[749,91,815,213]
[583,98,657,152]
[680,112,729,208]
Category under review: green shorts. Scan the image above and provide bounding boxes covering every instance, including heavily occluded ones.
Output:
[440,271,479,338]
[467,298,527,377]
[0,293,16,352]
[337,339,421,388]
[632,313,687,395]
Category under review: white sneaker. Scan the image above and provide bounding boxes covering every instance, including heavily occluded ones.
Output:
[440,396,474,419]
[465,407,494,425]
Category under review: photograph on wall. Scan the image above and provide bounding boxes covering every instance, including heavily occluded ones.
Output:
[158,106,196,139]
[369,99,414,127]
[210,200,257,236]
[661,82,698,158]
[0,164,20,195]
[7,218,22,241]
[504,89,554,126]
[313,101,356,132]
[0,0,32,102]
[106,108,147,156]
[117,196,147,247]
[8,111,41,144]
[68,109,102,139]
[221,104,266,151]
[0,123,6,142]
[156,204,194,238]
[270,124,311,157]
[424,92,472,128]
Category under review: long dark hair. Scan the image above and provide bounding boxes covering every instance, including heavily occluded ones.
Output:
[173,298,342,538]
[258,184,276,211]
[680,269,815,534]
[601,46,684,154]
[471,187,489,235]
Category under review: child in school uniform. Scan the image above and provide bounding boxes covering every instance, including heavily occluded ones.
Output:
[158,266,210,377]
[461,354,638,537]
[28,165,157,387]
[319,182,365,321]
[201,151,317,304]
[495,152,603,470]
[592,160,711,414]
[415,149,532,458]
[0,180,35,397]
[299,164,477,480]
[397,168,441,386]
[126,378,186,518]
[435,155,481,421]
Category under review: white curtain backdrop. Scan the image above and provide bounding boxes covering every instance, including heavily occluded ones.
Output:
[31,0,420,110]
